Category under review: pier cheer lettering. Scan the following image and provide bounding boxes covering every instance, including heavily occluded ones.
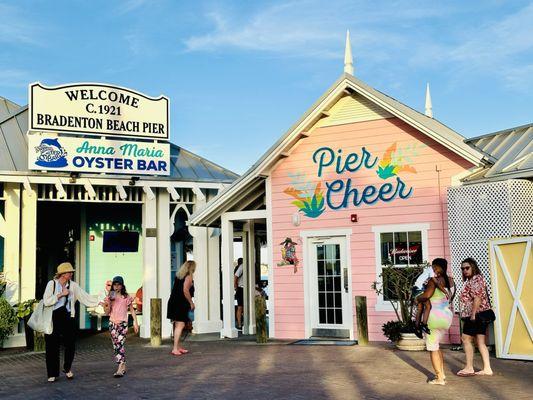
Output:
[313,146,413,210]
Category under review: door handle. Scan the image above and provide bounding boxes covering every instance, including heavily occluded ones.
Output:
[343,269,348,293]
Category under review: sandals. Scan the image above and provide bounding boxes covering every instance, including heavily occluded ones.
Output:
[178,348,189,354]
[475,371,494,376]
[428,379,446,385]
[456,370,475,377]
[114,363,126,378]
[65,371,74,380]
[47,377,56,383]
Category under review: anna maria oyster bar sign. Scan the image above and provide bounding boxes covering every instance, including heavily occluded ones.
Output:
[28,82,170,176]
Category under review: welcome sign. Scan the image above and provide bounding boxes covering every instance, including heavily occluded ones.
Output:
[28,134,170,176]
[29,82,169,140]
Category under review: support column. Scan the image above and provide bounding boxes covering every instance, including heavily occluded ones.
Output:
[190,224,208,332]
[246,221,256,334]
[3,183,21,305]
[141,192,158,339]
[220,214,237,338]
[156,190,171,338]
[190,224,222,333]
[207,227,222,330]
[20,185,37,301]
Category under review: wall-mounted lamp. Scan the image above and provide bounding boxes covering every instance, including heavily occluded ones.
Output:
[69,172,79,184]
[129,176,140,186]
[292,212,301,227]
[350,214,358,223]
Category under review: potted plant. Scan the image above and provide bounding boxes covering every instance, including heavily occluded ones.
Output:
[372,261,427,350]
[0,296,18,348]
[16,299,38,350]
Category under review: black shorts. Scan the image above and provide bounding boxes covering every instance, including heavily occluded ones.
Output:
[462,318,490,337]
[235,287,244,307]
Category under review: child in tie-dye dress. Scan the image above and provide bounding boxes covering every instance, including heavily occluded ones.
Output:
[104,276,139,378]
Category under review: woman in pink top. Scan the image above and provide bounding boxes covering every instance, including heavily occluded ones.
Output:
[104,276,139,377]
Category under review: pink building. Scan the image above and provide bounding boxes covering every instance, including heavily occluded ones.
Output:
[190,34,489,342]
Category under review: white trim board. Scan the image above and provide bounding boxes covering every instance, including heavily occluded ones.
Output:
[372,223,430,312]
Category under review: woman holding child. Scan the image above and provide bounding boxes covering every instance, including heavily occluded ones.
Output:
[416,258,454,385]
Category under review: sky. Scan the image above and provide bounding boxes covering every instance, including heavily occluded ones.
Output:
[1,0,532,174]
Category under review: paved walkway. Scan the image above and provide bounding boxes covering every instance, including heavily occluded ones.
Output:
[0,332,531,400]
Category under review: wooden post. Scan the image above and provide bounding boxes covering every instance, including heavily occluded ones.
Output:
[255,296,268,344]
[150,298,161,346]
[355,296,368,346]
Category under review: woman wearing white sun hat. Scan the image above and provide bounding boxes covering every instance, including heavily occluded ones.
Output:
[42,262,102,383]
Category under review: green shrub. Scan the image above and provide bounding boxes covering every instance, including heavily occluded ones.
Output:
[382,320,405,342]
[0,297,18,345]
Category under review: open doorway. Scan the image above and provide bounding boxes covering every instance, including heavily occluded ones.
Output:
[36,202,81,298]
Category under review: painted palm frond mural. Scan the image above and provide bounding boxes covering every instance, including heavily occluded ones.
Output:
[376,142,424,179]
[284,171,325,218]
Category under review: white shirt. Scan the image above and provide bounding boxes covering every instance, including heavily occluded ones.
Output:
[414,266,434,290]
[235,264,244,288]
[53,280,71,312]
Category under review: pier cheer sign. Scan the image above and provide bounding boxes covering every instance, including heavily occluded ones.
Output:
[29,82,169,140]
[28,134,170,175]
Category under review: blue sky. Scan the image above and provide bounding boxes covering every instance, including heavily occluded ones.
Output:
[1,0,532,174]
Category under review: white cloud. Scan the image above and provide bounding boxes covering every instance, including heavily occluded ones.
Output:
[183,1,447,58]
[183,1,533,89]
[0,4,42,45]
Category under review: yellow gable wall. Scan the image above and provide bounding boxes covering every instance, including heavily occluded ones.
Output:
[312,93,393,130]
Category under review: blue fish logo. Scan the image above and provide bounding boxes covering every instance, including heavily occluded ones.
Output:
[34,138,68,168]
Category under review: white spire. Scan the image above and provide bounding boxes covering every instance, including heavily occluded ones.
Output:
[425,82,433,118]
[344,30,354,75]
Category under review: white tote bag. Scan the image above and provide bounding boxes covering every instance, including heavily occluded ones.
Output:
[28,281,55,335]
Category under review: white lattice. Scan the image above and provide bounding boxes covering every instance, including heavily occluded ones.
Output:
[509,180,533,236]
[448,181,511,243]
[450,241,492,309]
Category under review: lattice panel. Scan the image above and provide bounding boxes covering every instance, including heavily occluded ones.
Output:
[450,241,492,310]
[447,181,512,243]
[509,180,533,235]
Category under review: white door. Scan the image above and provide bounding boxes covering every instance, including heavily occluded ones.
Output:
[308,237,352,337]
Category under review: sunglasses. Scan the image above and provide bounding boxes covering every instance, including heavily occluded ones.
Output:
[461,266,471,271]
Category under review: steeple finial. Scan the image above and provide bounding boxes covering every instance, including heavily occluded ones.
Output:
[425,83,433,118]
[344,30,354,75]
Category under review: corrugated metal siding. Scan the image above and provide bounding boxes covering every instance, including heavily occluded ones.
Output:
[315,94,392,128]
[0,97,20,121]
[465,124,533,182]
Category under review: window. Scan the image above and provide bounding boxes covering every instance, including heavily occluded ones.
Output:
[372,224,429,309]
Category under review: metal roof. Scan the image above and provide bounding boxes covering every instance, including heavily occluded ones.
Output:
[0,105,238,183]
[464,123,533,182]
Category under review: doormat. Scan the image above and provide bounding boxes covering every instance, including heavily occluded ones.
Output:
[290,339,357,346]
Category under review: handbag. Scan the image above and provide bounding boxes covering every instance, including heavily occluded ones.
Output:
[476,309,496,324]
[28,281,56,335]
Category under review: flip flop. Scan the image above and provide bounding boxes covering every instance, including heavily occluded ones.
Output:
[428,379,446,385]
[178,348,189,354]
[456,370,475,377]
[475,371,493,376]
[170,351,183,357]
